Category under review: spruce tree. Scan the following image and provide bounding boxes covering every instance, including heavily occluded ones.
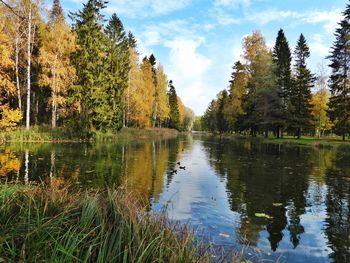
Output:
[216,90,229,133]
[70,0,108,133]
[105,13,129,130]
[291,34,314,138]
[272,29,292,137]
[50,0,64,22]
[168,80,180,130]
[328,3,350,140]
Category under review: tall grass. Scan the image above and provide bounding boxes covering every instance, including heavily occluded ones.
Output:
[0,184,219,263]
[0,127,179,143]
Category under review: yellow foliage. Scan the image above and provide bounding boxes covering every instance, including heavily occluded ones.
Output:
[0,150,20,176]
[311,88,332,136]
[0,14,16,102]
[177,96,185,128]
[0,105,22,131]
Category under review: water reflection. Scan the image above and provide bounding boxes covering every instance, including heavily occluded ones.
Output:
[1,136,350,262]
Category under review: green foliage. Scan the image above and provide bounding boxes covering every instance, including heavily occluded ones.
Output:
[168,80,180,130]
[105,13,130,130]
[290,34,314,138]
[328,4,350,140]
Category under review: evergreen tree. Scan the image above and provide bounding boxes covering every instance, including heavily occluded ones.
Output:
[291,34,314,138]
[217,90,229,133]
[127,31,137,49]
[328,3,350,140]
[168,80,180,130]
[50,0,64,22]
[202,99,217,132]
[70,0,108,133]
[105,13,129,130]
[272,29,293,137]
[225,61,248,131]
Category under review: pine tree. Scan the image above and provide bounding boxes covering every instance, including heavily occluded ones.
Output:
[168,80,180,130]
[291,34,314,139]
[272,29,292,137]
[328,3,350,140]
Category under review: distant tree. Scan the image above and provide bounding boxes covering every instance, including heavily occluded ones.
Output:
[328,3,350,140]
[168,80,180,130]
[217,90,229,133]
[202,99,217,132]
[290,34,314,138]
[272,29,293,137]
[50,0,64,23]
[183,107,195,131]
[193,116,202,131]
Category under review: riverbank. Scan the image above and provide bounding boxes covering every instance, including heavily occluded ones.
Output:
[0,127,179,143]
[0,184,215,262]
[203,133,350,148]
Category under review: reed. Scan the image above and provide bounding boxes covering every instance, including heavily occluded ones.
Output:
[0,184,218,263]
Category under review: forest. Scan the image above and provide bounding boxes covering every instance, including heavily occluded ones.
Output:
[0,0,195,136]
[202,4,350,141]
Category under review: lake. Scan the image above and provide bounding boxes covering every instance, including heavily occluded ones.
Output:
[1,134,350,262]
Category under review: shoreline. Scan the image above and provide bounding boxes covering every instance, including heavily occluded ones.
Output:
[197,132,350,148]
[0,127,180,143]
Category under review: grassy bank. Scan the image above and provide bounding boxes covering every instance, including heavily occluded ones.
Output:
[0,184,214,262]
[0,126,179,143]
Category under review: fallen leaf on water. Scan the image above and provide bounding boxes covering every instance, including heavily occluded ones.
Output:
[219,233,230,238]
[272,203,283,207]
[255,213,273,219]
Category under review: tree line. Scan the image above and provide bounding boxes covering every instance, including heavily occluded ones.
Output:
[0,0,195,134]
[202,3,350,140]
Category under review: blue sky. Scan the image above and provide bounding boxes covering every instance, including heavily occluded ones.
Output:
[58,0,347,115]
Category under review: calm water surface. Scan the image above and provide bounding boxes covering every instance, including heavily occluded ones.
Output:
[1,135,350,262]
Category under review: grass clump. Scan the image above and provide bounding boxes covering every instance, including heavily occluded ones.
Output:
[0,184,213,263]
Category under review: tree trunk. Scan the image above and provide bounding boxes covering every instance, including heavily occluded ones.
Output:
[297,127,301,139]
[15,34,22,113]
[25,2,32,130]
[52,61,57,128]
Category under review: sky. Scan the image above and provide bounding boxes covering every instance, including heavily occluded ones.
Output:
[58,0,347,115]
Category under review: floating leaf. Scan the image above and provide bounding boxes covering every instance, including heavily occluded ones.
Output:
[219,233,230,238]
[255,213,273,219]
[272,203,283,207]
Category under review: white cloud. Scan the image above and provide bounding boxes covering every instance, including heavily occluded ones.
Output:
[105,0,192,17]
[165,38,212,114]
[214,0,251,8]
[301,9,343,33]
[309,34,330,58]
